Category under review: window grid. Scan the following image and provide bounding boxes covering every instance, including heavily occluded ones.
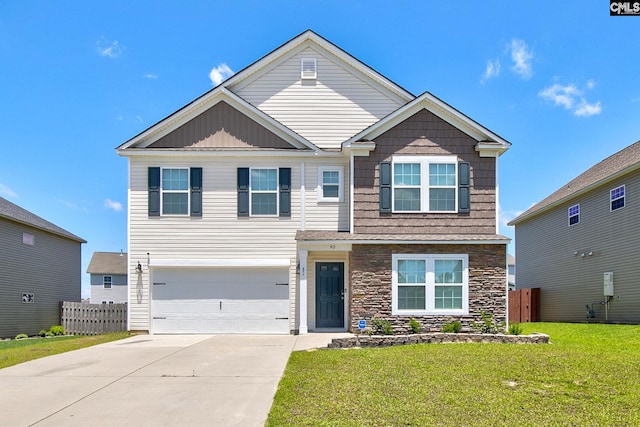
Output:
[250,168,278,216]
[392,157,457,213]
[103,276,112,289]
[568,204,580,226]
[161,168,189,215]
[318,167,343,202]
[392,254,468,315]
[610,185,625,211]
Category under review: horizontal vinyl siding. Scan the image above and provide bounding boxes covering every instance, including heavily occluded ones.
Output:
[0,219,81,338]
[90,274,128,303]
[235,47,403,149]
[354,109,496,234]
[303,160,350,231]
[515,171,640,323]
[128,156,348,331]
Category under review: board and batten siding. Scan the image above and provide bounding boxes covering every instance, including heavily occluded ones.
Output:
[0,219,81,338]
[233,47,404,150]
[128,156,350,331]
[515,171,640,323]
[354,109,497,234]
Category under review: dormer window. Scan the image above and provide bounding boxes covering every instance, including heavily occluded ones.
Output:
[301,58,317,80]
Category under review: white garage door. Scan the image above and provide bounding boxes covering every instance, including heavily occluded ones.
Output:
[151,267,290,334]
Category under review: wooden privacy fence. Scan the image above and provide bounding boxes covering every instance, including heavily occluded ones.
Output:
[61,302,127,335]
[508,288,540,323]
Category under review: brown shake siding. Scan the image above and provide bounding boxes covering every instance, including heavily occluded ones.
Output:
[354,109,496,234]
[349,243,507,334]
[149,101,294,149]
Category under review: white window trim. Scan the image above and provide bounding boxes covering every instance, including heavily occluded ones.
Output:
[249,167,279,217]
[103,275,112,289]
[317,166,344,203]
[392,155,458,213]
[610,184,625,212]
[301,57,317,80]
[392,253,469,316]
[568,204,580,226]
[161,167,190,216]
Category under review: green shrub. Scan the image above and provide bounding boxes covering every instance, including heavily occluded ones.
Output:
[45,331,53,337]
[370,318,394,335]
[15,334,28,340]
[442,320,461,333]
[409,318,421,334]
[508,322,524,335]
[49,325,65,336]
[472,311,505,334]
[38,330,47,337]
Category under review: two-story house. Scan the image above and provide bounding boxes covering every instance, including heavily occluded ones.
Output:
[87,251,128,304]
[117,30,510,335]
[509,140,640,323]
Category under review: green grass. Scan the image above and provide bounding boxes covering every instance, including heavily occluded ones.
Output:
[0,332,130,369]
[267,323,640,426]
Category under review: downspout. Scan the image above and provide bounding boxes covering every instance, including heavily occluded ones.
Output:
[350,152,354,234]
[300,161,306,231]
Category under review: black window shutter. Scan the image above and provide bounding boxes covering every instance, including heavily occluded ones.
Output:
[237,168,249,217]
[379,162,392,213]
[279,168,291,217]
[190,168,202,217]
[458,162,470,213]
[148,167,160,217]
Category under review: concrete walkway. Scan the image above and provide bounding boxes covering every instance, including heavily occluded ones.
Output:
[0,333,351,427]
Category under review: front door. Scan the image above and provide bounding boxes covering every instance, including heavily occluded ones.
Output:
[316,262,344,328]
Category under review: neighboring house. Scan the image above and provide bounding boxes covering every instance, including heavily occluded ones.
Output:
[508,254,516,290]
[117,30,511,335]
[0,196,85,338]
[509,140,640,323]
[87,251,128,304]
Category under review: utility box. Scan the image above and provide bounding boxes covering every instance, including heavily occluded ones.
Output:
[604,272,614,296]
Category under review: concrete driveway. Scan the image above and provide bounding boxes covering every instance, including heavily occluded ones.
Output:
[0,333,347,427]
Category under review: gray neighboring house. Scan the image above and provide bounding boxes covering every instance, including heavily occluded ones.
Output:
[87,252,128,304]
[509,140,640,323]
[507,254,515,290]
[0,197,86,338]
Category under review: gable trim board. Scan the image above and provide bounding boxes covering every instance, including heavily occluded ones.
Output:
[117,89,321,153]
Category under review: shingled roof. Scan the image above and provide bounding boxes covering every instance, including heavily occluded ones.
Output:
[509,140,640,225]
[87,252,128,275]
[0,196,86,243]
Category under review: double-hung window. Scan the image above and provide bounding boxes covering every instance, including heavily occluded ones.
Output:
[103,276,112,289]
[610,185,625,211]
[568,204,580,226]
[251,168,278,215]
[318,166,344,202]
[162,168,189,215]
[392,254,468,315]
[392,156,458,212]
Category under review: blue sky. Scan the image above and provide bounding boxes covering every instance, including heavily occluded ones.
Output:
[1,1,638,298]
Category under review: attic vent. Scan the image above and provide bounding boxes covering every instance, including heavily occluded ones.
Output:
[301,58,317,80]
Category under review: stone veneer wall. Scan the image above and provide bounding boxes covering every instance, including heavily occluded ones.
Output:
[328,333,549,348]
[349,243,507,334]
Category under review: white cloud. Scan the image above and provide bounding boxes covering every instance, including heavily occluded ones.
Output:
[538,81,602,117]
[104,198,123,212]
[574,100,602,117]
[0,183,18,198]
[481,59,501,83]
[209,63,234,86]
[143,73,158,79]
[96,38,123,58]
[508,39,533,79]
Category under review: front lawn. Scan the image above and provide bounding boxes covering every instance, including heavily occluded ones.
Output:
[268,323,640,426]
[0,332,130,369]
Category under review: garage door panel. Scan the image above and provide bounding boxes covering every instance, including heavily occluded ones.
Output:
[151,267,290,334]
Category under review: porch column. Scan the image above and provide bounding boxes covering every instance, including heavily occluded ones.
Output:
[298,249,308,334]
